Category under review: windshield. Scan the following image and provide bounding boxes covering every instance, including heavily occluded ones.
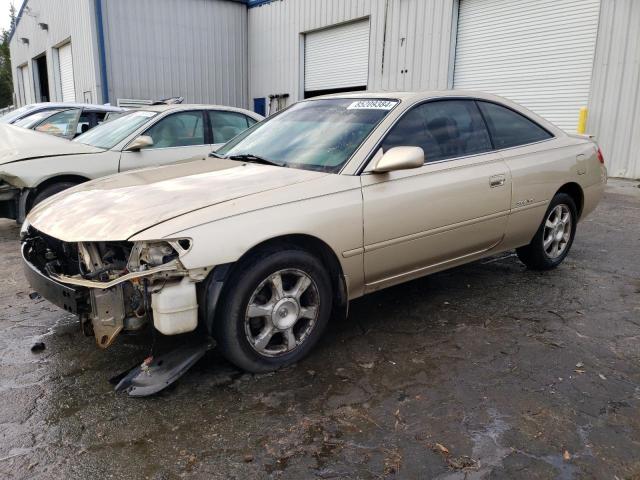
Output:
[74,110,158,149]
[13,109,68,129]
[0,104,39,124]
[216,98,398,173]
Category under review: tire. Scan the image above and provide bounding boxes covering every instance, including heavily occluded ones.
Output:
[30,182,78,211]
[516,193,577,271]
[214,249,333,373]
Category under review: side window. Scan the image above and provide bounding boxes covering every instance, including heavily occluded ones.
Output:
[144,111,205,148]
[381,100,492,163]
[94,111,108,125]
[477,101,552,149]
[76,112,91,136]
[35,109,81,138]
[209,110,251,144]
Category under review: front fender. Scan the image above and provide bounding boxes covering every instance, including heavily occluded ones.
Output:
[130,176,365,298]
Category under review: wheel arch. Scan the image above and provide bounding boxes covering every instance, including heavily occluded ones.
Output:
[28,174,91,208]
[200,233,349,335]
[556,182,584,219]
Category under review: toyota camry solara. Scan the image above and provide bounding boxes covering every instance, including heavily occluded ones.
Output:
[21,91,607,374]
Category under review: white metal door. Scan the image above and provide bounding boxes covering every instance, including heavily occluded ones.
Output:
[304,20,370,93]
[20,65,32,105]
[58,43,76,102]
[454,0,601,132]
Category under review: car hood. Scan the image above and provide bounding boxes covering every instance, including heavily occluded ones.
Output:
[27,158,328,242]
[0,124,103,165]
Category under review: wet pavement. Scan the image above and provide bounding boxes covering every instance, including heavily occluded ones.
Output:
[1,179,639,479]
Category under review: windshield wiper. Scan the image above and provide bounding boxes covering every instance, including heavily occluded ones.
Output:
[227,154,283,167]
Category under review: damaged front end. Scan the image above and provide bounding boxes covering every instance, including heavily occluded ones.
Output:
[21,225,205,349]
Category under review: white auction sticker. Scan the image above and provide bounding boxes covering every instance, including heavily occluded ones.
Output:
[347,100,398,110]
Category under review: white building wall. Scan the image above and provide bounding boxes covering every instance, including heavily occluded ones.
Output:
[9,0,101,106]
[453,0,601,133]
[100,0,249,108]
[588,0,640,179]
[248,0,456,108]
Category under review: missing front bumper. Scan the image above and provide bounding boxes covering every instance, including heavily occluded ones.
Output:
[22,243,81,314]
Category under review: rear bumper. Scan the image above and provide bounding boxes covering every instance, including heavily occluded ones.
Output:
[22,243,81,314]
[581,175,606,220]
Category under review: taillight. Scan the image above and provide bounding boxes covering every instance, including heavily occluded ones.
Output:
[596,147,604,164]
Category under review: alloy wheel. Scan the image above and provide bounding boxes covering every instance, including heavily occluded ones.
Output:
[244,268,320,357]
[542,204,572,259]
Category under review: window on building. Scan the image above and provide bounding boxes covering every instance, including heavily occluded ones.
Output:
[477,101,553,149]
[382,100,493,162]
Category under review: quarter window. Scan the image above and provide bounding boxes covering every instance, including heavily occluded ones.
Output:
[208,111,253,144]
[477,101,552,149]
[144,111,205,148]
[381,100,492,162]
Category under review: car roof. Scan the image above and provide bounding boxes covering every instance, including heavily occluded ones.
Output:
[25,102,124,112]
[132,103,263,119]
[307,89,514,104]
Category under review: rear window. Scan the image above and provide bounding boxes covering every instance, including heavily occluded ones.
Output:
[209,110,253,144]
[477,101,552,149]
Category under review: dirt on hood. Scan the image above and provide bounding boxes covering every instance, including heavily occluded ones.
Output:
[27,158,327,242]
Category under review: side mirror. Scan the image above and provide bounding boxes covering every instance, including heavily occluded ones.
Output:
[125,135,154,151]
[371,146,425,173]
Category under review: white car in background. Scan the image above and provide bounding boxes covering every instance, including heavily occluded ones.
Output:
[0,102,125,139]
[0,104,263,222]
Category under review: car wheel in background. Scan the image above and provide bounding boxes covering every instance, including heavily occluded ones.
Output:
[214,249,333,373]
[30,182,78,211]
[516,193,577,270]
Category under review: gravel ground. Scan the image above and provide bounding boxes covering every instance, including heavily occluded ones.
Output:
[0,179,638,479]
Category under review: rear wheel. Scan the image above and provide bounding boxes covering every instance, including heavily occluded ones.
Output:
[214,249,333,372]
[516,193,577,270]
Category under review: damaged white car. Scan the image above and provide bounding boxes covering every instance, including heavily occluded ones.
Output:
[21,91,606,395]
[1,104,262,222]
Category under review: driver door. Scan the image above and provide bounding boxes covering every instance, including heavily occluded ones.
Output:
[361,99,512,292]
[119,110,211,171]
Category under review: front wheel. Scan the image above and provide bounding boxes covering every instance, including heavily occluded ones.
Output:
[214,249,333,373]
[516,193,577,270]
[30,182,78,211]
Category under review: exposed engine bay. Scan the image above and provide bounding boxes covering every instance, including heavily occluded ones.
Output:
[22,226,204,348]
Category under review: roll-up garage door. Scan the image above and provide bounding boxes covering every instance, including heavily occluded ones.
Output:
[58,43,76,102]
[305,20,370,93]
[454,0,600,132]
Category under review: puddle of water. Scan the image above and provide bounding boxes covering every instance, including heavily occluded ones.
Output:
[435,408,512,480]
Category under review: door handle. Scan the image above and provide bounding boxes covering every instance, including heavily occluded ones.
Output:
[489,174,506,188]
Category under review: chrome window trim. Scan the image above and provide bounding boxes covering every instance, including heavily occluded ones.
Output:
[355,96,556,175]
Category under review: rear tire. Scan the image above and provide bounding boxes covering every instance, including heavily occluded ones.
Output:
[516,193,577,270]
[30,182,78,211]
[214,249,333,373]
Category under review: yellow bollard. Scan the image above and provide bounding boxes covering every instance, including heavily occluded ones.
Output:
[577,107,588,134]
